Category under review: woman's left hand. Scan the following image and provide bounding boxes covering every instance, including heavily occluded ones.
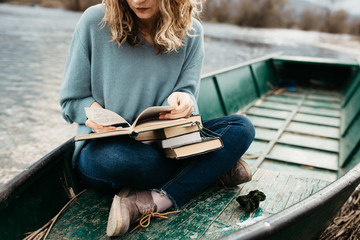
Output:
[160,92,194,120]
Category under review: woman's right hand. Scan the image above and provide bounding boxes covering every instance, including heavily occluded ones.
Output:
[85,101,116,133]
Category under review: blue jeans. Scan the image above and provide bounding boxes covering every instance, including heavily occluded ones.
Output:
[77,115,255,209]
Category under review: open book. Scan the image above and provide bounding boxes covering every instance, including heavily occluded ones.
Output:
[75,106,202,141]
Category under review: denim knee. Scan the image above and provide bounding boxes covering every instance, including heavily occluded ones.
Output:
[230,115,255,140]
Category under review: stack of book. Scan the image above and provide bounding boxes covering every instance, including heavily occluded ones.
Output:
[75,106,223,159]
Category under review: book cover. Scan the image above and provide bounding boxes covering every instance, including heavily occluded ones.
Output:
[142,131,202,149]
[163,137,224,159]
[134,116,202,141]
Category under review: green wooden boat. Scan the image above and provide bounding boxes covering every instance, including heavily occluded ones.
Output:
[1,54,360,239]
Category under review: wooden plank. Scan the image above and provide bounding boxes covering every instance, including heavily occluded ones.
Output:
[204,168,330,239]
[309,89,341,97]
[278,132,339,152]
[266,95,303,105]
[259,160,337,182]
[49,186,241,240]
[303,99,340,109]
[48,190,112,239]
[286,122,339,138]
[254,127,277,141]
[267,144,338,171]
[247,115,285,129]
[247,107,290,120]
[124,186,240,239]
[247,140,270,156]
[278,91,304,98]
[307,94,341,102]
[293,113,340,127]
[258,101,297,111]
[299,106,340,117]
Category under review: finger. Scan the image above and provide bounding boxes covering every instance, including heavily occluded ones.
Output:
[168,97,179,108]
[95,126,116,133]
[86,120,103,129]
[161,107,193,119]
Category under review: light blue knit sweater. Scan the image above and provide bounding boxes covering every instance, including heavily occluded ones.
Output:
[59,4,205,165]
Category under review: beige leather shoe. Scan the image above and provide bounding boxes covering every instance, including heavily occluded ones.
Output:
[106,188,157,237]
[219,159,252,187]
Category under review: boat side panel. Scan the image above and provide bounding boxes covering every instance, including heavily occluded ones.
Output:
[251,60,278,96]
[0,141,80,240]
[216,67,258,115]
[341,114,360,168]
[340,75,360,167]
[197,76,227,120]
[342,69,360,107]
[341,79,360,136]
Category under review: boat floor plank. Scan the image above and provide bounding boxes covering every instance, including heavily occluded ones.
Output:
[259,160,337,182]
[47,168,330,239]
[200,168,330,239]
[268,144,338,170]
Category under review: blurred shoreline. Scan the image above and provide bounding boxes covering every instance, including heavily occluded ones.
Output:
[1,3,360,186]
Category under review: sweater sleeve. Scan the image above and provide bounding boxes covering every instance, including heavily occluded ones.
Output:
[59,28,95,124]
[163,19,205,114]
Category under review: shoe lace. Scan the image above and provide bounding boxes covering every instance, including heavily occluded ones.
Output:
[130,208,180,233]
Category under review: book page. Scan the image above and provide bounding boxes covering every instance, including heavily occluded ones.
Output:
[85,107,130,127]
[132,106,175,127]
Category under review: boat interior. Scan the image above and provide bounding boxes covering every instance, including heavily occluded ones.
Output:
[1,55,360,239]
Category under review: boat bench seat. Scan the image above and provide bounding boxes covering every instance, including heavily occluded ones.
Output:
[48,168,329,239]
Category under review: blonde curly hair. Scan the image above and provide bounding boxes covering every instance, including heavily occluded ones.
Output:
[102,0,202,54]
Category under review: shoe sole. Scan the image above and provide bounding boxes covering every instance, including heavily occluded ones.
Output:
[106,188,131,237]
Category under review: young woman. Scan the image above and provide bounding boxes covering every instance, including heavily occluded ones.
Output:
[60,0,255,237]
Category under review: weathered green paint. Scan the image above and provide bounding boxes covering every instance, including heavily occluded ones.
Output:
[197,76,226,120]
[0,142,76,240]
[299,106,340,117]
[48,168,330,240]
[204,168,330,239]
[247,115,285,129]
[341,79,360,136]
[293,113,340,127]
[258,101,297,111]
[259,160,337,182]
[216,67,258,115]
[341,113,360,167]
[278,132,339,153]
[307,93,341,102]
[268,144,338,171]
[303,99,341,109]
[251,60,278,96]
[342,70,360,107]
[266,95,303,105]
[253,128,277,141]
[247,140,270,155]
[344,146,360,173]
[48,186,240,239]
[286,122,339,138]
[247,107,291,120]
